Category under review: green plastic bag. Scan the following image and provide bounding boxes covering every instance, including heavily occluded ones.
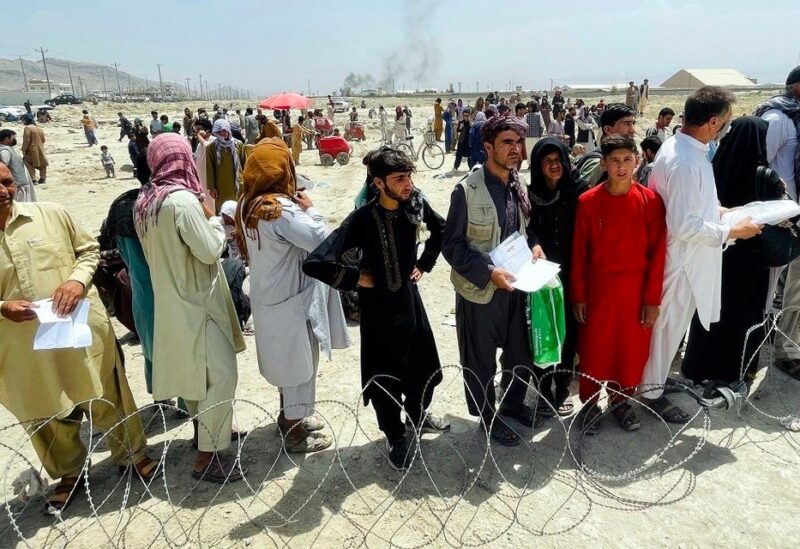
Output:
[526,276,566,368]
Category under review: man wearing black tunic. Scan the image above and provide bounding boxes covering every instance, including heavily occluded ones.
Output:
[303,147,449,471]
[442,115,545,446]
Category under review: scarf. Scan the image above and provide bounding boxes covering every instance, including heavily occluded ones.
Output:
[235,138,296,261]
[713,116,769,207]
[212,119,242,192]
[753,95,800,190]
[134,133,205,234]
[509,168,531,217]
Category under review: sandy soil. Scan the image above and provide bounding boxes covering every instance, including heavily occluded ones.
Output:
[1,93,799,548]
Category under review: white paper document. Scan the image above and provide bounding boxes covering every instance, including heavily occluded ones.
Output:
[32,299,93,350]
[489,233,561,293]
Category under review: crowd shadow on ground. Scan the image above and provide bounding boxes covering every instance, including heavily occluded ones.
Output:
[1,365,798,546]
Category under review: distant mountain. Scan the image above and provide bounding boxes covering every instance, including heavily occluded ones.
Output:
[0,57,175,94]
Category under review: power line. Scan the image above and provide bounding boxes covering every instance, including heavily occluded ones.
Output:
[113,62,122,96]
[36,47,51,96]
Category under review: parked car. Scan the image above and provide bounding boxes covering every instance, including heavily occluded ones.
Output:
[45,94,83,106]
[331,97,349,113]
[0,106,26,121]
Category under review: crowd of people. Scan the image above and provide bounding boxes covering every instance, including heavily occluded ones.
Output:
[1,65,799,516]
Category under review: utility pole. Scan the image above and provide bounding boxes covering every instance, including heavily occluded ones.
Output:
[15,56,29,91]
[550,78,554,92]
[113,62,122,95]
[308,79,311,96]
[476,81,479,93]
[185,77,191,99]
[457,82,461,95]
[101,68,107,96]
[77,76,84,97]
[36,47,52,96]
[218,83,222,99]
[156,64,165,101]
[66,62,75,95]
[198,74,203,100]
[127,74,132,94]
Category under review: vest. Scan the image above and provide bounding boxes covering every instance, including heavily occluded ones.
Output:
[450,167,528,304]
[0,145,32,188]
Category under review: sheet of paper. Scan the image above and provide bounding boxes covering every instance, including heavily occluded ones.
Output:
[489,234,561,293]
[512,259,562,293]
[32,299,93,350]
[721,200,800,227]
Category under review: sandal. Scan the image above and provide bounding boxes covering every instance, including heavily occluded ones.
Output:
[191,455,245,484]
[556,400,575,417]
[580,404,602,436]
[489,421,521,446]
[611,403,641,431]
[43,471,86,516]
[499,404,544,428]
[119,456,162,482]
[776,359,800,381]
[284,431,333,454]
[302,415,325,432]
[535,400,557,419]
[650,396,691,424]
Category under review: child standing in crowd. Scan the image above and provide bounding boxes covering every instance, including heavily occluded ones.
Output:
[100,145,115,178]
[570,135,666,433]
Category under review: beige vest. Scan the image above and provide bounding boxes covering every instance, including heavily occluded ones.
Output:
[450,167,528,304]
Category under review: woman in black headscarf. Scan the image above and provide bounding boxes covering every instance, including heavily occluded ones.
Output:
[524,137,588,415]
[682,116,786,385]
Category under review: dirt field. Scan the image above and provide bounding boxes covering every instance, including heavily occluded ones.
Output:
[1,92,799,548]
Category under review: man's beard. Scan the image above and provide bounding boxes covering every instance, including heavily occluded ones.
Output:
[384,185,411,204]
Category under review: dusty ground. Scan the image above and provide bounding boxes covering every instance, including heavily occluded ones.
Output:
[1,93,799,548]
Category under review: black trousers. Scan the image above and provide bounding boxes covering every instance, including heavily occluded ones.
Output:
[370,373,434,441]
[456,290,533,422]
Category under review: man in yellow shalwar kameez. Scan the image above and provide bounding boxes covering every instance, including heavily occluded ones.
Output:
[0,164,158,515]
[433,98,444,141]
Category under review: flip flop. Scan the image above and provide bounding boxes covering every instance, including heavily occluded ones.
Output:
[43,471,87,516]
[191,456,245,484]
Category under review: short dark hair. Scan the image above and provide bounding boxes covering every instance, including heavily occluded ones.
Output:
[683,86,735,126]
[82,109,89,114]
[515,102,527,113]
[245,107,253,115]
[151,110,158,116]
[117,112,123,116]
[0,129,16,141]
[497,104,512,115]
[640,135,662,155]
[365,146,415,180]
[159,115,168,122]
[600,134,638,156]
[100,145,108,150]
[193,118,212,132]
[481,114,527,144]
[658,107,676,118]
[600,104,636,134]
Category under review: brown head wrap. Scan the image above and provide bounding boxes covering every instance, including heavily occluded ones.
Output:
[235,138,297,260]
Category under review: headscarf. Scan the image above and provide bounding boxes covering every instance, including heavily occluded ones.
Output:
[212,118,242,192]
[712,116,769,208]
[235,138,296,260]
[472,111,487,124]
[529,137,582,204]
[134,133,205,234]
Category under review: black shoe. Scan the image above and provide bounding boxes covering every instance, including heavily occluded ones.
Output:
[499,403,542,428]
[386,435,413,471]
[405,413,451,434]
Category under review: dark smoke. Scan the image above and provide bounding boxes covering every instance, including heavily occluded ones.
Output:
[340,0,440,94]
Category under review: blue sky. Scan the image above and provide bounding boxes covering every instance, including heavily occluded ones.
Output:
[3,0,798,96]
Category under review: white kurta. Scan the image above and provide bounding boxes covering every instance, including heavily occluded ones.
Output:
[641,131,730,397]
[245,198,350,389]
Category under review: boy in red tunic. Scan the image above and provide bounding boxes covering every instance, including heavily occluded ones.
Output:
[570,135,666,432]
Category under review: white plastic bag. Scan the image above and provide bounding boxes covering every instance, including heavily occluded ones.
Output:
[721,200,800,227]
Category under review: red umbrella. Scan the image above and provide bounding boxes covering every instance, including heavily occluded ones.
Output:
[258,92,311,110]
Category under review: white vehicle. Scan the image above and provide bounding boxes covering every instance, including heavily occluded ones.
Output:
[331,97,349,113]
[0,106,26,121]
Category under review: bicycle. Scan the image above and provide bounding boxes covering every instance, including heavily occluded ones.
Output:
[391,131,445,170]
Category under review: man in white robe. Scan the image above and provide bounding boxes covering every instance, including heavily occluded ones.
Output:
[641,87,762,421]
